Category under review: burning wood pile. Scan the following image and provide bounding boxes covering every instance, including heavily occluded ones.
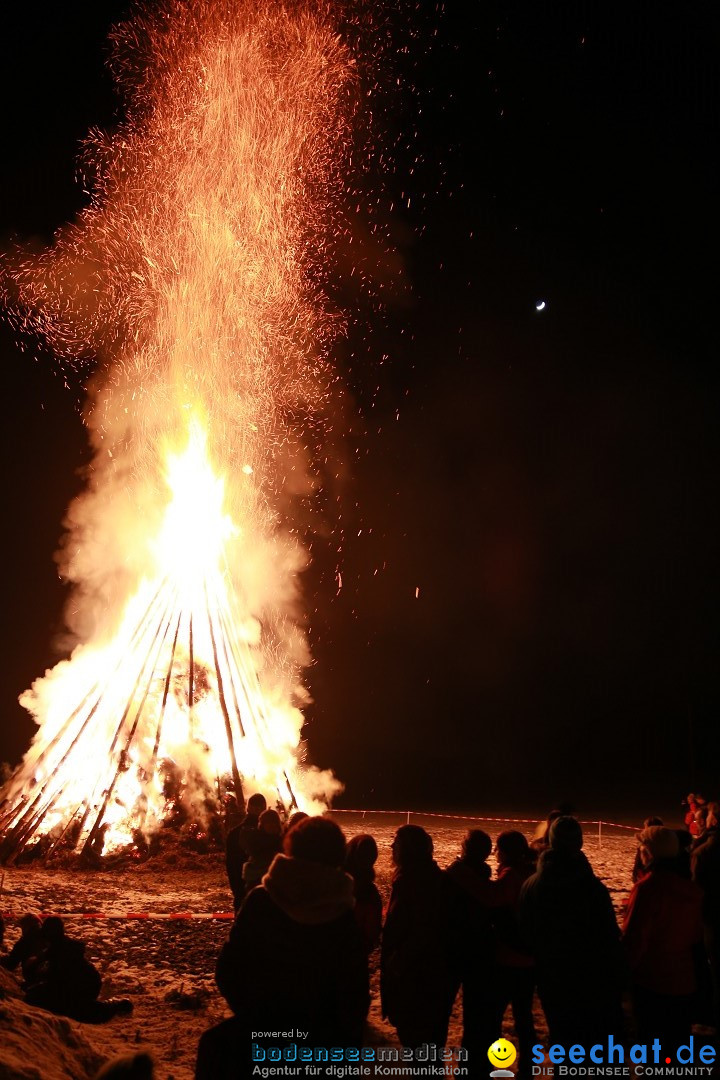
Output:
[0,0,361,863]
[0,428,301,865]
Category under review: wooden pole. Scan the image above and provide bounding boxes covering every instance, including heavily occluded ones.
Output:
[216,596,299,811]
[4,580,168,801]
[205,584,245,816]
[31,592,177,860]
[216,608,246,738]
[0,581,170,855]
[46,801,86,857]
[150,611,182,768]
[82,595,178,856]
[188,614,195,740]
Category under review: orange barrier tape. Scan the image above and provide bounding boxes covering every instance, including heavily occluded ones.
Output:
[329,808,638,831]
[1,911,235,920]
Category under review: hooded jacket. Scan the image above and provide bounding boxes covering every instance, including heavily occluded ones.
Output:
[216,854,368,1045]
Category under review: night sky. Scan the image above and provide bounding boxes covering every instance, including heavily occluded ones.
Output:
[0,2,717,822]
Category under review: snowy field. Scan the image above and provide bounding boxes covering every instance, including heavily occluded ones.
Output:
[0,813,637,1080]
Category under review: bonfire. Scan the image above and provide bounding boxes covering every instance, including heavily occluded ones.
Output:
[0,0,360,863]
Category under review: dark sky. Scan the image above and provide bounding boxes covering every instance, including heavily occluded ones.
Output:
[0,1,717,822]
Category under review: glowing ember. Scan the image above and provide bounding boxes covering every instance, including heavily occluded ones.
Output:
[0,0,357,860]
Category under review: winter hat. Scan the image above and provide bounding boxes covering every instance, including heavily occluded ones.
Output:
[637,825,679,861]
[284,816,346,867]
[548,815,583,852]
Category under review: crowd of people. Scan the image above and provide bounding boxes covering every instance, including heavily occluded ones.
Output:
[195,793,720,1078]
[1,793,719,1080]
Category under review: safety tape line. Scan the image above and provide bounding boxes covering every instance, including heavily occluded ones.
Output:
[0,812,638,922]
[0,911,234,920]
[0,814,638,920]
[329,808,638,831]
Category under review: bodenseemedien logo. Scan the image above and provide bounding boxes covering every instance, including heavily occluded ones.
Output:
[488,1038,517,1077]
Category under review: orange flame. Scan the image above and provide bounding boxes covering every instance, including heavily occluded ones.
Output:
[0,0,356,856]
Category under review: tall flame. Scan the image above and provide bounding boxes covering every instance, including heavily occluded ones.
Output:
[0,0,357,857]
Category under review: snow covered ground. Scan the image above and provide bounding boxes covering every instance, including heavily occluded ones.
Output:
[0,813,637,1080]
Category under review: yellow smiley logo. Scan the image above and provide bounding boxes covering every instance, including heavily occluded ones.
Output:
[488,1039,517,1069]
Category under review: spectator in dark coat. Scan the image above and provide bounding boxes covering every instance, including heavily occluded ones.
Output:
[381,825,459,1051]
[446,830,496,1073]
[241,808,283,892]
[24,916,131,1023]
[692,803,720,1036]
[489,832,537,1080]
[447,830,536,1077]
[345,834,383,954]
[518,817,623,1045]
[624,825,703,1052]
[197,817,368,1080]
[224,792,266,911]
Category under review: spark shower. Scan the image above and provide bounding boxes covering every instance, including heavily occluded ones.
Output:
[0,0,362,859]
